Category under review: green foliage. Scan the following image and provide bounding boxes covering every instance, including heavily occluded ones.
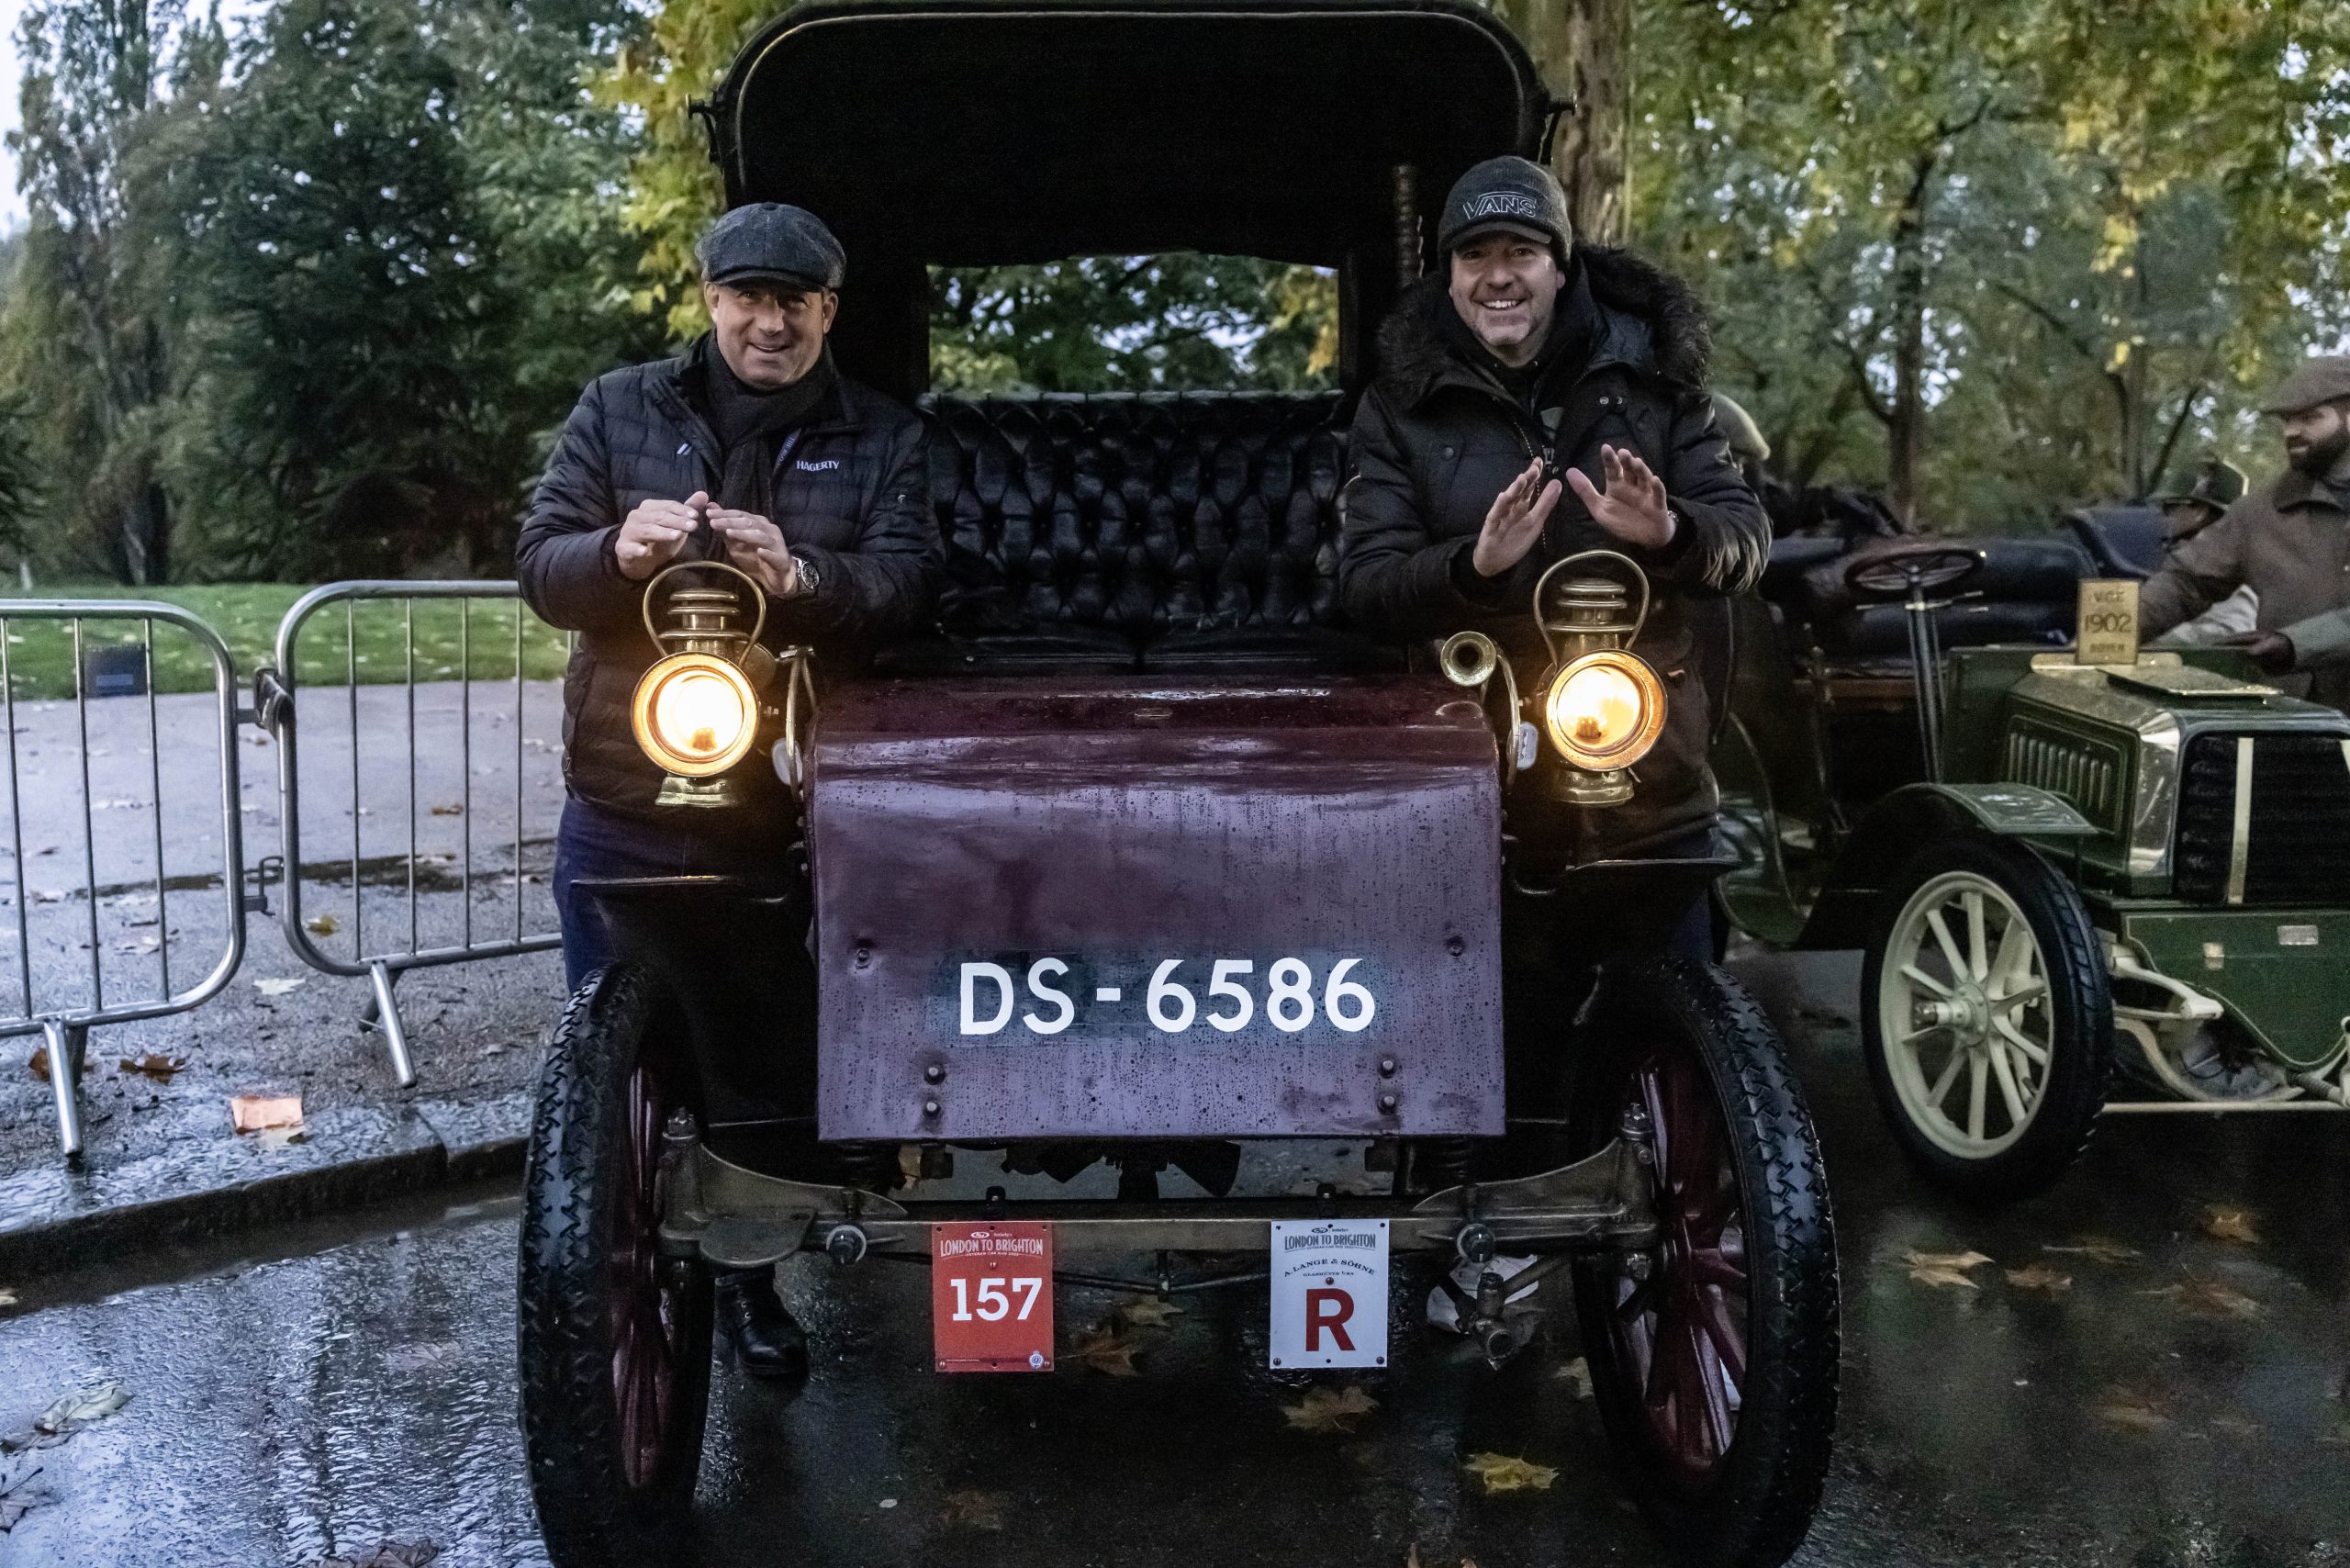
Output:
[1638,0,2350,529]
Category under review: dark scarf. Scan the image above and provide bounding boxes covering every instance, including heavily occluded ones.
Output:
[692,336,836,518]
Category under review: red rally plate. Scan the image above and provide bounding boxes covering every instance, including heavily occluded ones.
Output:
[932,1221,1055,1372]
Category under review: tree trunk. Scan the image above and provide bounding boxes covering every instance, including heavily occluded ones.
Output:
[1886,153,1935,525]
[1494,0,1632,246]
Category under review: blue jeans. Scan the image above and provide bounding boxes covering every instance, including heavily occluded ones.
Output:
[552,796,790,991]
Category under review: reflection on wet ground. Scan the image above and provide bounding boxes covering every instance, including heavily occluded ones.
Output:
[0,952,2346,1567]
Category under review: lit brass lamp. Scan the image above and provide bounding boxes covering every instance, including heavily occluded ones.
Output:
[630,560,811,808]
[1439,549,1666,806]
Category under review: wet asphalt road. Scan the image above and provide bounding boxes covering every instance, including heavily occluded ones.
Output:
[1,952,2346,1568]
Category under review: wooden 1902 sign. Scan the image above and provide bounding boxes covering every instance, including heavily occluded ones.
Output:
[2076,578,2142,666]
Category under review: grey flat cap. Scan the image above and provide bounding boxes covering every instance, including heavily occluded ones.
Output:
[2259,354,2350,414]
[695,203,845,292]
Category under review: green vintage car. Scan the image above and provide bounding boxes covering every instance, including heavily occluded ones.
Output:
[1716,533,2350,1199]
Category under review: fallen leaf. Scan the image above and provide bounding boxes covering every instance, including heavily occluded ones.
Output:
[2004,1262,2073,1294]
[2201,1206,2262,1246]
[2143,1279,2261,1319]
[2208,1413,2263,1441]
[429,803,464,816]
[2044,1237,2142,1266]
[230,1093,303,1134]
[1903,1249,1992,1290]
[1115,1297,1185,1329]
[253,977,306,997]
[939,1489,1008,1530]
[2092,1390,2171,1432]
[259,1126,312,1151]
[1463,1451,1558,1495]
[34,1381,130,1435]
[1554,1356,1594,1398]
[27,1047,88,1084]
[1069,1327,1140,1376]
[0,1465,42,1530]
[0,1291,17,1309]
[1282,1384,1379,1434]
[118,1053,186,1082]
[305,913,340,937]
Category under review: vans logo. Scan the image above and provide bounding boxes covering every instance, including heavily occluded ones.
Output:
[1459,191,1541,222]
[796,458,841,472]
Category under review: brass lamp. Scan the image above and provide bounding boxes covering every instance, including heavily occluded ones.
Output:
[630,560,800,809]
[1528,551,1667,806]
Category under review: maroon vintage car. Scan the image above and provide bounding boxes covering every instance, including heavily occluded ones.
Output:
[515,5,1840,1565]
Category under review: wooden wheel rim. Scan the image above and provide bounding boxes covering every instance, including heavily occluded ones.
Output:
[607,1063,687,1491]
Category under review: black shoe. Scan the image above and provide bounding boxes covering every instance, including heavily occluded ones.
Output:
[715,1270,811,1381]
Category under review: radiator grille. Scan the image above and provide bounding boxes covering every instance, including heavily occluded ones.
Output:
[2001,725,2124,830]
[2174,732,2350,903]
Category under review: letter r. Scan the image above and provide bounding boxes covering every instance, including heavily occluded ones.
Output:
[1304,1288,1355,1352]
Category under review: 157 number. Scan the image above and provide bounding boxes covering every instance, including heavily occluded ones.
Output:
[946,1276,1044,1322]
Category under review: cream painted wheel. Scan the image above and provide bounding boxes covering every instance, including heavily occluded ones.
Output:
[1860,834,2111,1202]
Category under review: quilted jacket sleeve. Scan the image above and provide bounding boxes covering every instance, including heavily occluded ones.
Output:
[1336,388,1489,642]
[2139,502,2248,638]
[516,377,642,635]
[1648,394,1770,597]
[775,411,940,644]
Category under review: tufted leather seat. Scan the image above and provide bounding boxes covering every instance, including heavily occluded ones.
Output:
[885,390,1398,674]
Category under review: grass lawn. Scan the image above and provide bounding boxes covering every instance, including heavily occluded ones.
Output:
[0,582,573,700]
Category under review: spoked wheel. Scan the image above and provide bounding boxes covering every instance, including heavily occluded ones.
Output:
[520,965,713,1568]
[1861,834,2111,1203]
[1571,957,1839,1568]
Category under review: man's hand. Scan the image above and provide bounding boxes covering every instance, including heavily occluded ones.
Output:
[1565,444,1675,551]
[615,491,708,580]
[1471,459,1563,578]
[2221,628,2296,673]
[708,507,800,598]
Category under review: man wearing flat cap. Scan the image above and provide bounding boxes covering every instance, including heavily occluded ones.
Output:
[2140,355,2350,711]
[518,202,938,1375]
[1338,155,1768,905]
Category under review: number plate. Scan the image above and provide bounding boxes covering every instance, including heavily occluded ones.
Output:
[1268,1219,1389,1370]
[932,1222,1054,1373]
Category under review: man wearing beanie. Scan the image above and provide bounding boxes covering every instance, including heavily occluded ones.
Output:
[517,202,939,1376]
[2140,355,2350,712]
[1338,155,1769,879]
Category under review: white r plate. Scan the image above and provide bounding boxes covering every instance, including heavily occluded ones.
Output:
[1268,1219,1389,1370]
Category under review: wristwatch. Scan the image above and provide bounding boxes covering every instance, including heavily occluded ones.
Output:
[788,556,821,599]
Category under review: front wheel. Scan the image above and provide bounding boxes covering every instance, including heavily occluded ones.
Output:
[1860,834,2112,1203]
[1571,957,1840,1568]
[519,965,713,1568]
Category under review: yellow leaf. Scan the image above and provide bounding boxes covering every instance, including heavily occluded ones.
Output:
[304,913,339,936]
[2201,1206,2261,1245]
[1903,1249,1992,1289]
[1462,1452,1558,1494]
[1282,1384,1380,1434]
[1554,1356,1594,1398]
[2093,1390,2171,1431]
[2142,1279,2260,1319]
[2004,1263,2072,1294]
[1069,1327,1140,1376]
[1115,1297,1185,1329]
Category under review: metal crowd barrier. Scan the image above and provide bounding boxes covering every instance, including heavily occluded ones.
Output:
[256,581,563,1088]
[0,604,250,1162]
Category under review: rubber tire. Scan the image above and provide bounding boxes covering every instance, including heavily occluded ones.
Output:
[519,965,712,1568]
[1570,957,1841,1568]
[1859,834,2112,1204]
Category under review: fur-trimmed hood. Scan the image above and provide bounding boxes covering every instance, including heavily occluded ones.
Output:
[1373,245,1713,408]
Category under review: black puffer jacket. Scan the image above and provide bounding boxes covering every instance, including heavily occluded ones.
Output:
[519,343,937,818]
[1337,248,1768,855]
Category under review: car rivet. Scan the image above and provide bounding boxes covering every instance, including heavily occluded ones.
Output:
[1378,1056,1397,1077]
[854,943,873,969]
[923,1063,946,1083]
[1446,935,1465,957]
[923,1098,942,1117]
[1378,1092,1399,1114]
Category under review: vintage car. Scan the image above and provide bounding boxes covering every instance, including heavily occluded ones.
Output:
[514,4,1839,1566]
[1717,531,2350,1201]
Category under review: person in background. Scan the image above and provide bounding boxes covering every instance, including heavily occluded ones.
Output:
[2146,456,2255,647]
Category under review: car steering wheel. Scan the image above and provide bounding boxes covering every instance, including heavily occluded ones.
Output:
[1841,543,1986,602]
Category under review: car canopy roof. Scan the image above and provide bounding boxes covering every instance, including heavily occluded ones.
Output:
[708,0,1554,392]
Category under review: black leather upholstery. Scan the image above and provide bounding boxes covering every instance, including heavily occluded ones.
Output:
[903,391,1369,671]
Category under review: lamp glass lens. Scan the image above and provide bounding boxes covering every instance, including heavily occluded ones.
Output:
[652,667,747,763]
[1550,663,1644,753]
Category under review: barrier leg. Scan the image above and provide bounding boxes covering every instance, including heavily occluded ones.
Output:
[364,960,416,1088]
[45,1019,86,1167]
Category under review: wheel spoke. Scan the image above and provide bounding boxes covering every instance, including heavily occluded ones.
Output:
[1689,1245,1746,1291]
[1992,982,2047,1012]
[1695,1286,1749,1387]
[1688,1319,1737,1458]
[1986,913,2026,992]
[1993,1015,2051,1067]
[1962,890,1988,980]
[1987,1036,2030,1126]
[1900,962,1954,999]
[1967,1051,1988,1140]
[1926,908,1969,981]
[1927,1047,1968,1109]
